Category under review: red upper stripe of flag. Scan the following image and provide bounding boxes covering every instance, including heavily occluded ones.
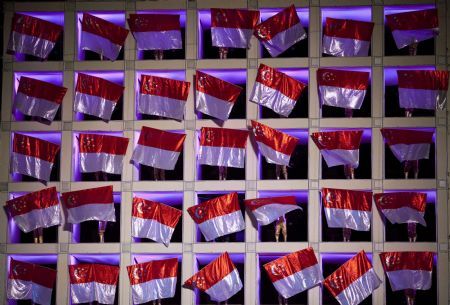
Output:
[373,192,426,212]
[11,13,63,43]
[196,71,243,103]
[132,197,182,228]
[69,263,119,285]
[78,133,129,155]
[187,192,240,224]
[254,5,300,41]
[140,74,190,101]
[9,259,57,288]
[61,185,113,209]
[311,130,363,150]
[380,251,433,272]
[81,13,129,46]
[317,69,370,90]
[386,9,438,31]
[18,76,67,104]
[200,127,249,148]
[127,258,178,285]
[7,187,59,217]
[381,128,434,145]
[251,120,298,156]
[137,126,186,152]
[76,73,124,102]
[13,133,60,163]
[322,188,372,212]
[211,8,259,29]
[128,14,181,32]
[324,17,374,41]
[244,196,297,211]
[397,70,449,91]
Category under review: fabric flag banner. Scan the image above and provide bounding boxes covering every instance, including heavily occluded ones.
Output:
[7,13,63,59]
[250,64,306,117]
[187,192,245,241]
[386,9,439,50]
[11,133,60,182]
[128,14,182,50]
[184,252,243,302]
[311,130,363,168]
[254,5,307,57]
[6,187,60,233]
[380,251,434,291]
[69,263,119,304]
[138,74,190,120]
[80,13,129,61]
[211,8,259,49]
[317,68,370,110]
[245,196,301,226]
[7,258,57,305]
[324,251,381,305]
[321,188,372,231]
[127,258,178,304]
[322,17,374,57]
[251,120,299,166]
[263,248,323,298]
[132,197,182,246]
[61,185,115,224]
[78,133,129,174]
[15,76,67,121]
[198,127,249,168]
[74,73,124,121]
[380,128,434,162]
[397,70,449,110]
[132,126,186,170]
[373,192,427,227]
[195,71,242,121]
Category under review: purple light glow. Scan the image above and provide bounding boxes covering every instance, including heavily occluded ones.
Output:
[281,129,309,142]
[70,253,120,265]
[198,69,247,84]
[276,68,309,84]
[381,127,436,143]
[384,66,435,86]
[321,6,372,24]
[18,11,64,26]
[132,254,182,265]
[260,8,309,28]
[7,254,58,270]
[384,5,436,20]
[133,192,183,205]
[321,252,373,264]
[258,190,308,203]
[195,253,245,266]
[318,128,372,143]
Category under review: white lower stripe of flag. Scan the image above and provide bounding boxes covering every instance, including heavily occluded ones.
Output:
[398,88,446,110]
[389,143,430,162]
[322,35,370,57]
[8,31,56,59]
[198,146,246,168]
[196,91,234,121]
[262,23,307,57]
[198,210,245,241]
[71,282,117,304]
[7,279,53,305]
[391,29,437,50]
[319,85,366,109]
[74,92,117,121]
[131,216,175,246]
[131,277,176,304]
[273,264,323,299]
[68,203,116,224]
[386,270,432,291]
[253,203,300,226]
[80,31,122,61]
[250,82,296,117]
[80,152,124,174]
[133,31,182,50]
[205,268,243,302]
[11,152,53,181]
[257,141,291,166]
[13,204,60,233]
[211,27,253,49]
[138,94,185,121]
[335,268,381,305]
[324,207,371,231]
[321,149,359,168]
[15,92,60,121]
[132,144,180,170]
[382,206,426,226]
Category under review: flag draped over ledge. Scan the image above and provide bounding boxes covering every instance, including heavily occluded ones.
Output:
[380,128,434,162]
[245,196,301,226]
[373,192,427,226]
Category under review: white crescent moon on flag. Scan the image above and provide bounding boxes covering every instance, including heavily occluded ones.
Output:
[322,72,334,82]
[271,264,280,276]
[261,69,271,82]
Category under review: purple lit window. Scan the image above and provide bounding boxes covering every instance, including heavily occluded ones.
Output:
[321,6,372,24]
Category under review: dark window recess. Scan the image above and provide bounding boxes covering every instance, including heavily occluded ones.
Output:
[259,143,308,180]
[19,150,60,182]
[199,164,245,180]
[260,27,309,58]
[22,35,64,61]
[384,143,435,179]
[201,29,246,59]
[384,25,435,56]
[77,203,121,243]
[78,96,123,121]
[138,151,184,181]
[322,40,371,57]
[321,142,372,179]
[260,88,309,118]
[16,106,62,122]
[384,85,435,117]
[82,47,124,61]
[141,29,186,60]
[321,207,371,242]
[139,113,178,120]
[321,86,371,117]
[80,172,121,182]
[15,225,58,244]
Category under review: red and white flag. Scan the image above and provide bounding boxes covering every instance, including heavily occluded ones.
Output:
[263,248,323,298]
[138,74,190,120]
[311,130,363,168]
[254,5,307,57]
[6,187,60,233]
[132,126,186,171]
[245,196,300,226]
[373,192,427,226]
[7,13,63,59]
[132,197,182,246]
[187,192,245,241]
[380,251,433,291]
[74,73,124,121]
[198,127,249,168]
[317,68,370,110]
[322,17,374,57]
[251,120,299,166]
[321,188,372,231]
[386,9,439,50]
[61,186,115,224]
[15,76,67,121]
[397,70,449,110]
[380,128,434,162]
[69,263,119,304]
[184,252,243,302]
[78,133,129,174]
[128,14,182,50]
[324,251,381,305]
[127,258,178,304]
[11,133,60,182]
[211,8,259,49]
[196,71,243,121]
[7,259,57,305]
[250,64,306,117]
